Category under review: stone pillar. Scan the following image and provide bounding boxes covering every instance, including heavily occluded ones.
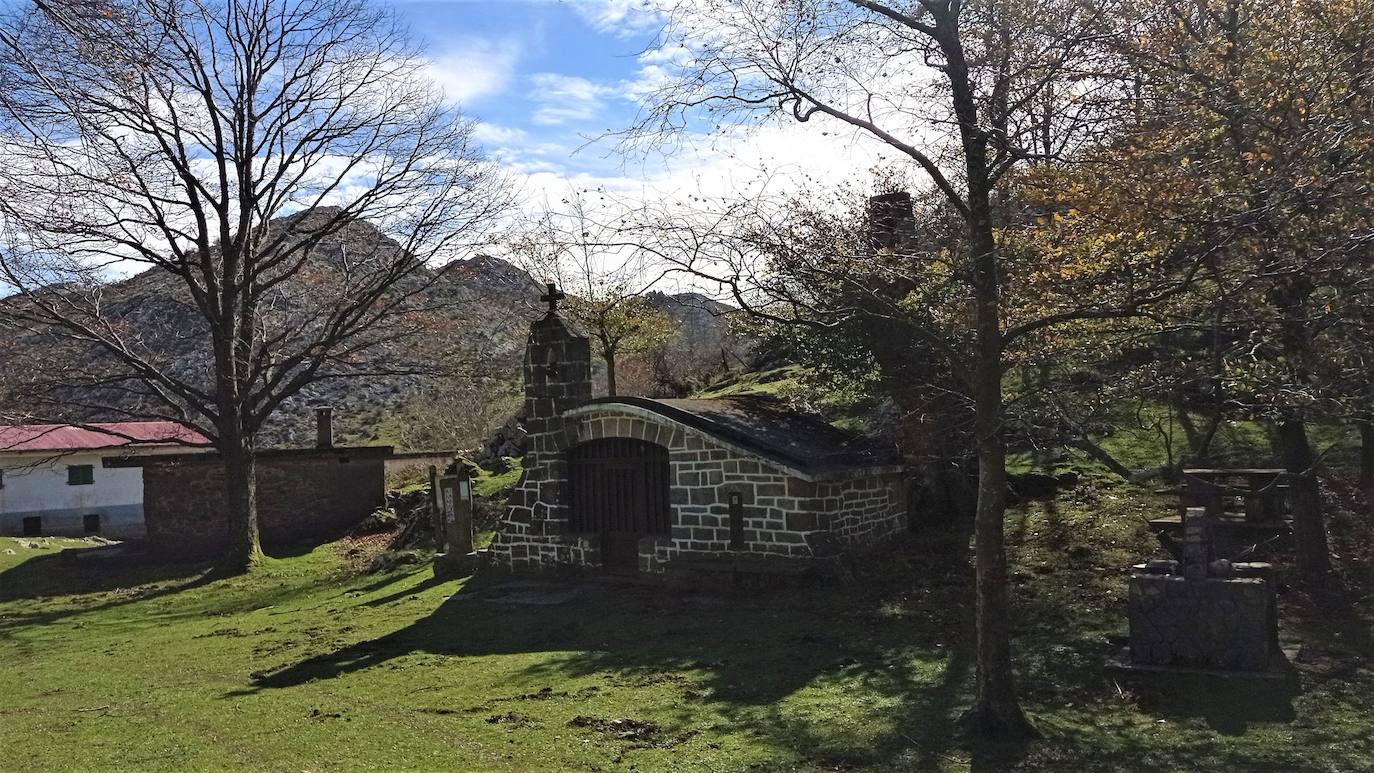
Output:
[493,311,592,570]
[1181,506,1210,580]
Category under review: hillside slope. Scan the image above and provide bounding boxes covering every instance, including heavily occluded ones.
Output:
[0,210,740,448]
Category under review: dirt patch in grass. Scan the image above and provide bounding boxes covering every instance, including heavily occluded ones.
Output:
[334,531,394,571]
[569,715,661,739]
[486,711,539,726]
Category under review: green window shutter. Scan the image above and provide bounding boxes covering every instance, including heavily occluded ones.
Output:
[68,465,94,486]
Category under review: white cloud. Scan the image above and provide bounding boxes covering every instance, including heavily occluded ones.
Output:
[480,116,910,296]
[570,0,663,37]
[505,113,907,218]
[425,37,522,106]
[620,63,671,101]
[636,42,692,66]
[471,122,529,147]
[528,73,618,125]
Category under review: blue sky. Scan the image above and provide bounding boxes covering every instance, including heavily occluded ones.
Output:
[0,0,894,294]
[394,0,668,183]
[387,0,894,204]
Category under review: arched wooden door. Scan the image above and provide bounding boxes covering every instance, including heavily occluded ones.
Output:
[569,437,671,574]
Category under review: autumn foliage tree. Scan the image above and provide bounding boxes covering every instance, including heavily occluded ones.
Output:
[1029,0,1374,578]
[625,0,1199,736]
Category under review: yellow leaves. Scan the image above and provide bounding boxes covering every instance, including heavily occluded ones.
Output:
[1033,208,1081,227]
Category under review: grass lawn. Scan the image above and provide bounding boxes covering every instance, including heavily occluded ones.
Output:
[2,481,1373,772]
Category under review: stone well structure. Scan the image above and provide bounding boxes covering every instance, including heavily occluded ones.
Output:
[489,304,910,579]
[1126,508,1280,671]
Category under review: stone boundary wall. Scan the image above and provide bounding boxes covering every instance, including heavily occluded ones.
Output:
[491,404,908,574]
[141,453,386,558]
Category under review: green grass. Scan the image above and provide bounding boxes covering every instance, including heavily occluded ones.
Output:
[693,366,804,399]
[694,366,881,433]
[1007,402,1364,481]
[473,457,523,499]
[2,481,1372,771]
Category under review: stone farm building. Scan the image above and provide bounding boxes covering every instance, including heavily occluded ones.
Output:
[489,306,911,581]
[0,421,209,539]
[108,409,391,559]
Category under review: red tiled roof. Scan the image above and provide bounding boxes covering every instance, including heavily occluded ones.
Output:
[0,421,210,453]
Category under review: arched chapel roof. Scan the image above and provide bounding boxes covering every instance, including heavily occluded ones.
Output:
[569,395,904,479]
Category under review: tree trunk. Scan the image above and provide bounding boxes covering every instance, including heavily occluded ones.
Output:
[966,337,1032,737]
[604,348,618,397]
[936,9,1032,737]
[1070,436,1136,481]
[1176,406,1217,470]
[1266,271,1328,580]
[1359,420,1374,512]
[1275,419,1330,579]
[220,427,264,573]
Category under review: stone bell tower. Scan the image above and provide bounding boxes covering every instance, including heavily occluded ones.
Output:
[521,284,592,458]
[491,283,594,570]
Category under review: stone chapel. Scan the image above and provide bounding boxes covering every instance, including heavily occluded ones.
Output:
[488,294,912,581]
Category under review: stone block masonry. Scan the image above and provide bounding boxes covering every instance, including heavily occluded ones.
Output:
[492,313,593,573]
[1127,572,1276,671]
[618,409,909,571]
[491,403,908,574]
[489,307,910,577]
[1125,507,1280,672]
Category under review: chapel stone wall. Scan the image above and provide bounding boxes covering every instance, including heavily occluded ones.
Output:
[492,401,908,574]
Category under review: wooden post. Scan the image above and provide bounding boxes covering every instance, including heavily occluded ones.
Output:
[446,472,475,556]
[429,465,442,551]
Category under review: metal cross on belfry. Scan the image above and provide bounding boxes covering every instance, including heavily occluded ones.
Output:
[540,282,565,313]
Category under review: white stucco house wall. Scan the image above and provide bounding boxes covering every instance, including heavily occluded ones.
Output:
[0,422,209,540]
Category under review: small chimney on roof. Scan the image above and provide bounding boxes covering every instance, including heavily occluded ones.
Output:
[315,406,334,449]
[867,191,915,253]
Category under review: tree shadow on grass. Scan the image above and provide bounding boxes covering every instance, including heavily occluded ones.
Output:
[357,573,449,607]
[0,543,212,603]
[0,547,220,639]
[229,537,994,769]
[1129,673,1298,734]
[228,514,1312,770]
[0,544,358,639]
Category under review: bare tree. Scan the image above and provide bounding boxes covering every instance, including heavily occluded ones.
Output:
[512,190,677,397]
[390,371,522,454]
[0,0,510,571]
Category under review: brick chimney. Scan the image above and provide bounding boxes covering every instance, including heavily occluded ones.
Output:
[867,191,915,253]
[315,406,334,449]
